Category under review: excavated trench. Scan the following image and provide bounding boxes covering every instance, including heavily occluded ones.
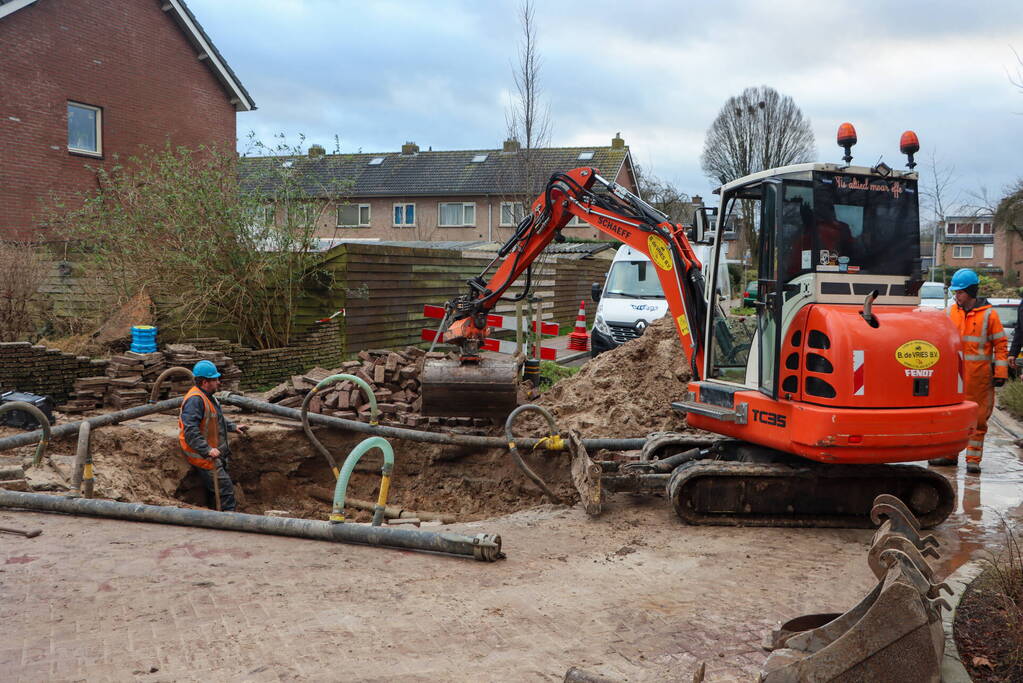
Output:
[20,415,583,522]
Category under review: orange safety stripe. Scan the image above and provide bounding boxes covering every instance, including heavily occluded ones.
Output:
[178,386,219,470]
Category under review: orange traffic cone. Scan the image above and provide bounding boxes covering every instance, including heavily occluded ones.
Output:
[568,300,589,351]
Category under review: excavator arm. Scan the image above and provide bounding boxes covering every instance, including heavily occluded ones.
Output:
[439,166,709,379]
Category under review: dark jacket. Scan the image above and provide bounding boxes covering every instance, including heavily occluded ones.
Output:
[180,388,237,457]
[1010,300,1023,359]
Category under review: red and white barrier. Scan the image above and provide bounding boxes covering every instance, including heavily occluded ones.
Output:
[420,329,557,360]
[422,305,559,336]
[568,301,589,351]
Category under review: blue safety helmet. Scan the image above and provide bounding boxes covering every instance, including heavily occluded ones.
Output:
[948,268,980,292]
[193,360,221,379]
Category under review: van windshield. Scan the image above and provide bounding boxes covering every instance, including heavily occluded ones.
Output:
[919,283,945,299]
[604,260,664,299]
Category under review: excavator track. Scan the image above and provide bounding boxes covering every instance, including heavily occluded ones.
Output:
[666,460,955,529]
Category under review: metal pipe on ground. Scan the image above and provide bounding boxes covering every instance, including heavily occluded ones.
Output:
[0,398,185,453]
[220,393,648,452]
[0,490,503,562]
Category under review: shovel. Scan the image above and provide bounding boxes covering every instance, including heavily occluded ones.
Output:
[0,525,41,538]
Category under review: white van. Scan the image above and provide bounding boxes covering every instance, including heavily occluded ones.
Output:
[590,244,729,356]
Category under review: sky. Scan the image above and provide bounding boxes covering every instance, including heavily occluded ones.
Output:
[188,0,1023,217]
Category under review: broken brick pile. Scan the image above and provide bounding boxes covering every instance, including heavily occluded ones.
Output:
[263,346,497,433]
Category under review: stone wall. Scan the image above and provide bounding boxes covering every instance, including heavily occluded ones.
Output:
[0,342,108,403]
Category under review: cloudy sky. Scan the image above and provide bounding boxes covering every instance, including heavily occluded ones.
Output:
[189,0,1023,215]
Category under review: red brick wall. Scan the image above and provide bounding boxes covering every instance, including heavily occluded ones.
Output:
[0,0,239,241]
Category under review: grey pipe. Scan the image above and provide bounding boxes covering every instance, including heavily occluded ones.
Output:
[0,397,185,453]
[69,421,93,498]
[220,393,648,452]
[0,402,52,466]
[0,490,503,562]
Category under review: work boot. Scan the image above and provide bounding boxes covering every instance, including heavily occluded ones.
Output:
[928,457,957,467]
[966,461,982,474]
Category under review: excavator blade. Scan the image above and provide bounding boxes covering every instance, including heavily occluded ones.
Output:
[420,358,519,419]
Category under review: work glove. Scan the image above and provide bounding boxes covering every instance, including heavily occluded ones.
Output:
[994,377,1007,388]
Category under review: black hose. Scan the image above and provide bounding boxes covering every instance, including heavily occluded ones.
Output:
[505,404,563,502]
[220,393,648,452]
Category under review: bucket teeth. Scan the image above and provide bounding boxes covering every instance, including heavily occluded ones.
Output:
[762,494,949,682]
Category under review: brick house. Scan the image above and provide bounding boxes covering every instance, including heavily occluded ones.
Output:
[244,134,638,243]
[0,0,255,241]
[934,214,1023,279]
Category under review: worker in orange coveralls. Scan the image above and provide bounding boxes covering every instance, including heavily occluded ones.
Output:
[929,268,1008,473]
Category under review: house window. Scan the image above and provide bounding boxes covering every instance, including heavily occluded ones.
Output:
[394,203,415,227]
[67,102,102,156]
[287,203,316,227]
[500,202,525,227]
[984,244,994,259]
[438,202,475,227]
[338,203,371,227]
[953,245,973,259]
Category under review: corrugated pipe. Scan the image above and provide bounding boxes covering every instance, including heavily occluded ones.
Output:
[220,393,648,452]
[0,398,185,453]
[0,490,503,562]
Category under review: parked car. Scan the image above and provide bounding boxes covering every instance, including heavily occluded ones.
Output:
[987,298,1021,343]
[918,281,947,309]
[742,280,759,307]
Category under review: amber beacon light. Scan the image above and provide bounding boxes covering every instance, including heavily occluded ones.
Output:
[837,122,857,164]
[900,130,920,169]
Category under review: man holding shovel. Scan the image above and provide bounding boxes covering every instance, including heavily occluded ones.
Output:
[178,361,247,511]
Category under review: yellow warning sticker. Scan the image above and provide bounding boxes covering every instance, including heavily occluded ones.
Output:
[647,235,673,271]
[677,314,690,337]
[895,340,940,369]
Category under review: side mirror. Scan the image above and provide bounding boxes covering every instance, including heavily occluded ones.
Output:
[591,282,602,302]
[694,207,719,244]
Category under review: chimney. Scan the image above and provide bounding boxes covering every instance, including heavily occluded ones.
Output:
[308,144,325,158]
[503,138,521,153]
[691,195,703,206]
[401,141,419,155]
[611,132,625,149]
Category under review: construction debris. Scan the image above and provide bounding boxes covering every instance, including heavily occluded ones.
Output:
[262,346,497,434]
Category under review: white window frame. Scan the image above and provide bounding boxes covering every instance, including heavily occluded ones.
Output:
[438,202,475,227]
[952,245,974,259]
[393,203,416,227]
[983,244,994,259]
[67,101,102,156]
[500,202,525,227]
[337,203,371,228]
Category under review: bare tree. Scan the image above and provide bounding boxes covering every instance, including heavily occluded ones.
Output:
[700,86,816,265]
[919,151,961,278]
[502,0,551,236]
[634,164,694,224]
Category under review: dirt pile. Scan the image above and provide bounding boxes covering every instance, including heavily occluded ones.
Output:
[536,316,698,437]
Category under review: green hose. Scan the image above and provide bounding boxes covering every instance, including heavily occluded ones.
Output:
[331,436,394,526]
[301,374,378,478]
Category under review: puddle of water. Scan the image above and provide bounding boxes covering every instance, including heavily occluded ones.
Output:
[933,414,1023,574]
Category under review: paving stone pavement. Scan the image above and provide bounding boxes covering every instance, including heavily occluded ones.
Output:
[0,494,878,682]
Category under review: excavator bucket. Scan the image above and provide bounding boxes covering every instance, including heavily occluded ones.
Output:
[419,358,519,419]
[761,494,950,683]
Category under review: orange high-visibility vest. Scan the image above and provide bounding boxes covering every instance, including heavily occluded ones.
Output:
[178,386,219,470]
[948,301,1009,382]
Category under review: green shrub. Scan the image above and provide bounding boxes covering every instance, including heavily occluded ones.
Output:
[999,379,1023,420]
[538,361,579,391]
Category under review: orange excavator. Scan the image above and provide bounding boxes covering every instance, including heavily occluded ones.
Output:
[422,125,974,528]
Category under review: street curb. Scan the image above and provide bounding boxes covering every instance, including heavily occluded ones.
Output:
[940,559,985,683]
[557,350,590,364]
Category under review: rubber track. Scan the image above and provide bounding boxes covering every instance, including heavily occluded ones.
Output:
[667,460,956,529]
